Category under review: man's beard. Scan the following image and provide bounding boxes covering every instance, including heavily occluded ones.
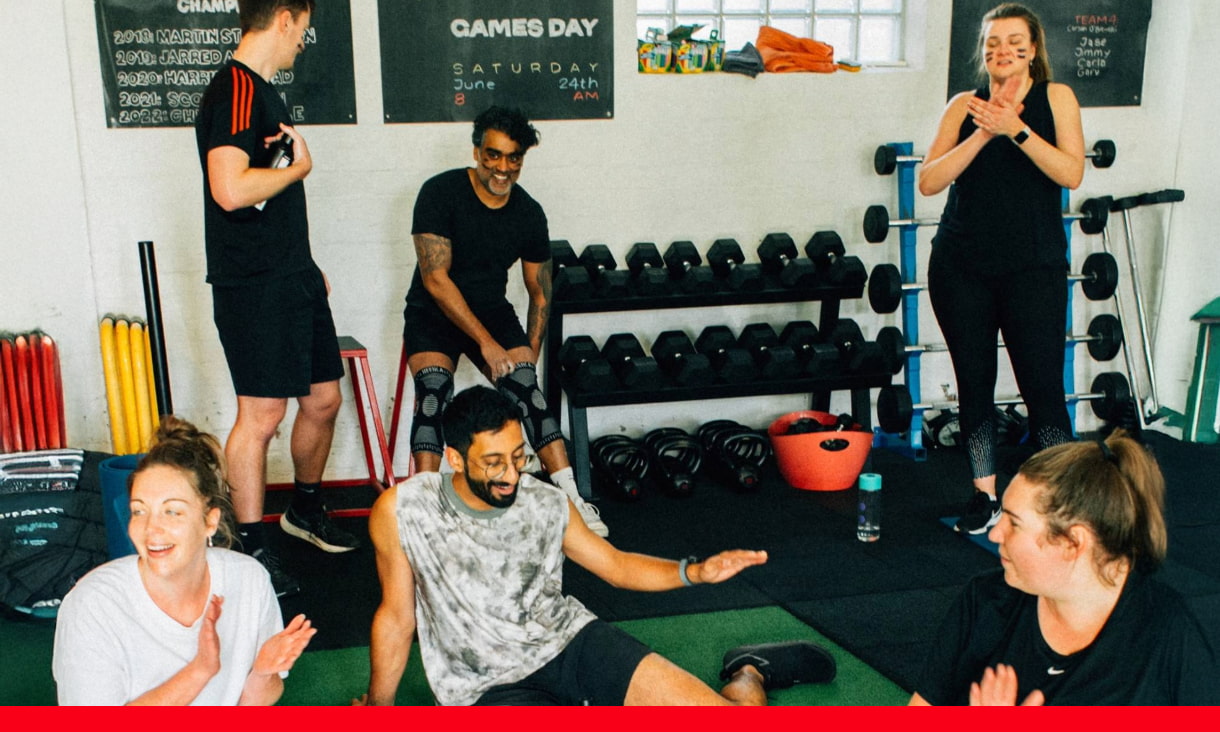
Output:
[465,469,518,508]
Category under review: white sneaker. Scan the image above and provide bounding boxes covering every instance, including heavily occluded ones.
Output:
[572,494,609,537]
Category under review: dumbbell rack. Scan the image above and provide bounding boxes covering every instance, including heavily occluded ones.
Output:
[542,273,895,498]
[872,142,1084,461]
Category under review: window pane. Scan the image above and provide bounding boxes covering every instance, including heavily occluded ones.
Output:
[858,16,897,62]
[722,0,764,12]
[722,17,762,49]
[771,0,813,13]
[860,0,900,12]
[815,0,855,12]
[771,16,812,38]
[675,0,718,12]
[814,17,853,57]
[637,0,672,13]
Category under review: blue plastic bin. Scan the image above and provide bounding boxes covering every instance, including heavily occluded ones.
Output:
[98,454,143,559]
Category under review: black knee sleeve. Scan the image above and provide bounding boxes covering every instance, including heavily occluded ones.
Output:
[411,366,454,456]
[495,363,563,450]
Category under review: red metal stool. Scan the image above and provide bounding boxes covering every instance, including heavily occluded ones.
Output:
[388,342,410,464]
[265,335,395,520]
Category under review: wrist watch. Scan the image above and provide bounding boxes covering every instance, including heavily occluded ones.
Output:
[1013,125,1032,145]
[678,556,698,587]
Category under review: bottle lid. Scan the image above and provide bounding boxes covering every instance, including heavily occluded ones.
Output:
[859,473,882,492]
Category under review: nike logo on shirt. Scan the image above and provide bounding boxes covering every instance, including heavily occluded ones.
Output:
[1047,666,1066,675]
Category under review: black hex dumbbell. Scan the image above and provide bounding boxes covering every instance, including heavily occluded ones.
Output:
[827,319,884,374]
[757,233,817,288]
[694,325,756,383]
[804,230,867,287]
[652,330,714,386]
[779,320,839,377]
[625,242,671,297]
[558,335,615,392]
[737,323,800,380]
[550,240,591,301]
[579,244,629,298]
[706,239,764,292]
[601,333,662,390]
[663,241,717,293]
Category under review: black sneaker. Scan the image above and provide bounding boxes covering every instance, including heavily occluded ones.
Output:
[720,641,837,689]
[954,491,1001,535]
[253,548,301,598]
[280,504,362,553]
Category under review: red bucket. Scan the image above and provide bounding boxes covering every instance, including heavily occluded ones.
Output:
[768,410,873,491]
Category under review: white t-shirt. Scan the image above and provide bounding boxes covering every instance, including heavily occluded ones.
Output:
[52,548,284,705]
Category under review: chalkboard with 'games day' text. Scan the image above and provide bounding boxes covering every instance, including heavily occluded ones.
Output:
[94,0,355,128]
[947,0,1152,107]
[379,0,613,123]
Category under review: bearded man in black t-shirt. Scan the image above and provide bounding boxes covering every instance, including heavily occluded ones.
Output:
[402,106,607,537]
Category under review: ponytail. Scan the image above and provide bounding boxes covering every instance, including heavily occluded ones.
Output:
[1018,430,1166,581]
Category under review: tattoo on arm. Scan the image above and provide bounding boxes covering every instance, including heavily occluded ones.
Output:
[527,261,552,346]
[414,234,452,276]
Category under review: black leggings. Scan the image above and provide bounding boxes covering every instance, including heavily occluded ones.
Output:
[927,247,1073,479]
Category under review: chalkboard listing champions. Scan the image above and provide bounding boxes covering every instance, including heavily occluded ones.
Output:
[379,0,614,123]
[94,0,356,128]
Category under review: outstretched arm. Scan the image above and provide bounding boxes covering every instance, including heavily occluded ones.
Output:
[562,500,766,590]
[414,232,515,378]
[361,487,418,706]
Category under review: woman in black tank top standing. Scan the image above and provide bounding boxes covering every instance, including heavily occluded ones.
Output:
[918,3,1085,535]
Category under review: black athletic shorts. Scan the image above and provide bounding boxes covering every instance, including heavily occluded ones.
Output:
[403,301,530,372]
[473,620,653,706]
[212,266,343,398]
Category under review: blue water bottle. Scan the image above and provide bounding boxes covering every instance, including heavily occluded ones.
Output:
[857,473,881,542]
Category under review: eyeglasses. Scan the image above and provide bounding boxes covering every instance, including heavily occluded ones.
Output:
[480,147,525,168]
[479,453,530,482]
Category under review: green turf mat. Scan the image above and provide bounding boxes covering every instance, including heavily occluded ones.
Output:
[277,605,906,706]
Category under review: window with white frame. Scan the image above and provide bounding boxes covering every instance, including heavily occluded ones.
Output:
[637,0,906,66]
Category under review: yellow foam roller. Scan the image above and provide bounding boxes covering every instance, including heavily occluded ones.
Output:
[98,317,129,454]
[114,319,140,455]
[129,320,152,452]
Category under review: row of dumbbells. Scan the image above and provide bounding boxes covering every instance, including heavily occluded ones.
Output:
[551,231,866,301]
[558,319,890,393]
[865,251,1120,314]
[590,420,773,501]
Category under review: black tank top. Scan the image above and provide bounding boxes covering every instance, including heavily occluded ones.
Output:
[933,81,1068,276]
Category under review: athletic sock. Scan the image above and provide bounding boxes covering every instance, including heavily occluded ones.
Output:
[237,521,265,556]
[549,467,581,499]
[291,479,323,515]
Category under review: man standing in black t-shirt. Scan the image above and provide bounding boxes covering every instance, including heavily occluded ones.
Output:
[195,0,359,597]
[402,106,607,537]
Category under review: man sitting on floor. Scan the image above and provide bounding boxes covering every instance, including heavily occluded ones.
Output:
[359,386,835,705]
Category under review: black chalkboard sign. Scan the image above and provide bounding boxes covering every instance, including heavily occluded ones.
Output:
[379,0,613,123]
[94,0,356,128]
[947,0,1152,107]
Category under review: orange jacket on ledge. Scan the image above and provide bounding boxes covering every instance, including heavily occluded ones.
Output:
[756,26,837,73]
